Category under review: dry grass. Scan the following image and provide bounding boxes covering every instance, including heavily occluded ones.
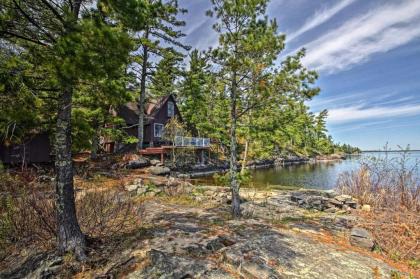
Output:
[336,150,419,266]
[356,209,419,266]
[337,150,419,211]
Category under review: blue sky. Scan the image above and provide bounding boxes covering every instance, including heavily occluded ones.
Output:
[178,0,420,150]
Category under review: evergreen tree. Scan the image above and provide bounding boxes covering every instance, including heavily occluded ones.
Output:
[0,0,149,259]
[178,50,213,136]
[208,0,284,217]
[150,51,183,97]
[131,0,190,150]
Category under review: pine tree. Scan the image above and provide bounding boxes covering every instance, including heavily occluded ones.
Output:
[131,0,190,150]
[208,0,284,217]
[0,0,149,259]
[178,50,213,135]
[150,51,184,97]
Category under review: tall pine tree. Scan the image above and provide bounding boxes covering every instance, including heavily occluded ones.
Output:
[131,0,190,150]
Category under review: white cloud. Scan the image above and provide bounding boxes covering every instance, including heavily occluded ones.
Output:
[328,104,420,124]
[301,0,420,73]
[288,0,357,42]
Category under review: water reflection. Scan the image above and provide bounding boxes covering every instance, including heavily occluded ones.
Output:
[196,151,420,189]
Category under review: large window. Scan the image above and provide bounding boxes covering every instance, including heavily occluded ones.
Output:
[167,101,174,117]
[154,123,164,138]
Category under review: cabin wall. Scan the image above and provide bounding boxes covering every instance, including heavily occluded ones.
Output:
[0,134,51,164]
[150,96,181,145]
[117,95,182,148]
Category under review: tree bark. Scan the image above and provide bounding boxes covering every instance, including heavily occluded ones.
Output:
[137,29,149,151]
[55,85,86,260]
[53,0,86,261]
[241,140,249,174]
[90,134,99,160]
[230,71,241,218]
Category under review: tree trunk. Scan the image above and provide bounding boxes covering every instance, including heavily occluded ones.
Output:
[91,133,99,160]
[90,119,99,160]
[55,86,86,260]
[137,29,149,151]
[230,71,241,218]
[241,140,249,174]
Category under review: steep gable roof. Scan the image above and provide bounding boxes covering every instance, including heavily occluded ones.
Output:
[118,95,176,125]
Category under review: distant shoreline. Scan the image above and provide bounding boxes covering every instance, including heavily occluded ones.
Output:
[361,150,420,152]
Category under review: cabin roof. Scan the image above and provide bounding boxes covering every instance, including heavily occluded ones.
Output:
[118,95,174,125]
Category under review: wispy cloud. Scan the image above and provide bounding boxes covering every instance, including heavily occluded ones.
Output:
[328,103,420,124]
[333,120,392,132]
[301,0,420,73]
[288,0,356,42]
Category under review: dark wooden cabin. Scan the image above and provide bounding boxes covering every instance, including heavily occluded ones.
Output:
[117,94,182,148]
[0,133,51,164]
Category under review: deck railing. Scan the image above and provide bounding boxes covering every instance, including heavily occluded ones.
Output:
[174,136,210,147]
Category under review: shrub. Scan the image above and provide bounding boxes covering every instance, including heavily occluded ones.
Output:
[77,190,144,238]
[336,148,420,264]
[0,173,143,255]
[337,148,419,211]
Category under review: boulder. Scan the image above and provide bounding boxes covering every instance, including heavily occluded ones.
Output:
[124,184,139,192]
[136,187,147,196]
[178,173,191,179]
[291,191,359,212]
[149,166,171,176]
[335,195,353,202]
[126,157,150,169]
[122,153,141,161]
[150,159,161,166]
[350,227,375,250]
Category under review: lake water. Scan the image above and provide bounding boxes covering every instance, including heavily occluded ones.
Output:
[197,151,420,190]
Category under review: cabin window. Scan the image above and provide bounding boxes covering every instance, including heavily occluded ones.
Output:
[167,101,174,117]
[154,123,164,138]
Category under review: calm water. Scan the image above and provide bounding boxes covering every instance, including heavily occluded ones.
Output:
[198,151,420,190]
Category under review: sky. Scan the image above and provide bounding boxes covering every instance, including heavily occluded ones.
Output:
[178,0,420,150]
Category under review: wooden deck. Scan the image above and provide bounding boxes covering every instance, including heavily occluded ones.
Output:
[139,145,210,163]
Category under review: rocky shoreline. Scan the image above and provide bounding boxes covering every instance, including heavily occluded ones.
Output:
[5,176,405,279]
[172,154,347,179]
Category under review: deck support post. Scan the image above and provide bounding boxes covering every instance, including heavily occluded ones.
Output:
[200,149,205,165]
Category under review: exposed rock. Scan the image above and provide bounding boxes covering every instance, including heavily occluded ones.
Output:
[124,178,143,192]
[177,173,191,179]
[335,194,353,202]
[150,159,161,166]
[124,184,139,192]
[136,187,148,196]
[149,166,171,176]
[127,249,222,279]
[206,236,235,252]
[316,154,346,161]
[166,176,179,187]
[0,253,63,279]
[3,188,401,279]
[240,261,279,279]
[126,157,150,169]
[291,190,359,212]
[350,227,375,250]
